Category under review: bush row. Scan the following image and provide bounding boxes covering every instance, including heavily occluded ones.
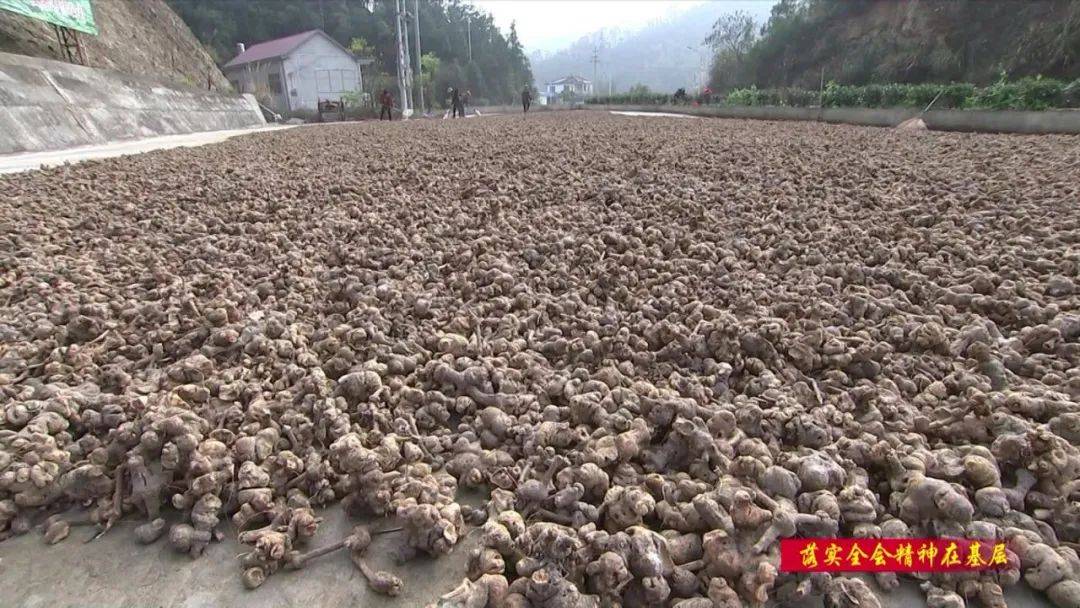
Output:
[586,77,1080,110]
[584,93,674,106]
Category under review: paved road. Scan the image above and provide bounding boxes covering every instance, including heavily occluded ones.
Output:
[610,110,699,118]
[0,125,298,175]
[0,509,1052,608]
[0,504,478,608]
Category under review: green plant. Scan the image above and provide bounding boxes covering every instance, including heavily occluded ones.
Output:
[901,83,944,108]
[590,78,1077,110]
[936,83,976,109]
[586,93,671,105]
[1065,79,1080,108]
[967,75,1066,110]
[821,82,860,108]
[725,86,759,106]
[627,83,653,100]
[349,37,374,57]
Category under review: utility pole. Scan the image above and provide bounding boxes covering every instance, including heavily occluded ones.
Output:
[466,16,473,63]
[394,0,413,117]
[402,7,413,111]
[818,66,825,108]
[591,46,599,97]
[413,0,424,114]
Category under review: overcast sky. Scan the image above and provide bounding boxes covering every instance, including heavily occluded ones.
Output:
[471,0,717,54]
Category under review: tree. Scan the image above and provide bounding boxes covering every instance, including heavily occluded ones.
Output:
[167,0,535,104]
[704,10,760,92]
[705,11,757,61]
[628,83,652,96]
[419,53,441,106]
[349,37,374,57]
[420,53,441,78]
[507,22,534,89]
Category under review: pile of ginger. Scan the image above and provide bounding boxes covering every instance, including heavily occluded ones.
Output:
[1,112,1078,606]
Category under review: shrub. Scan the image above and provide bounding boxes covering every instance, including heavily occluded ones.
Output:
[590,78,1074,111]
[936,83,976,109]
[878,83,908,107]
[966,76,1066,110]
[782,88,819,106]
[725,87,759,106]
[821,82,861,108]
[1065,79,1080,108]
[859,84,885,107]
[900,83,943,108]
[587,93,671,105]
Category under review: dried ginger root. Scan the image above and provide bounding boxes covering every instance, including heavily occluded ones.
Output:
[1,112,1079,606]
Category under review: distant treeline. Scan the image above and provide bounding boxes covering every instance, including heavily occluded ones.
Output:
[167,0,532,105]
[706,0,1080,92]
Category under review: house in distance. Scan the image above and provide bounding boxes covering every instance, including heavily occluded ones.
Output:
[223,29,367,113]
[543,75,594,104]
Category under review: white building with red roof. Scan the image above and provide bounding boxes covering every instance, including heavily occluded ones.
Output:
[223,29,368,113]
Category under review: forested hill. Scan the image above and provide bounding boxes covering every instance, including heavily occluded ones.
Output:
[710,0,1080,91]
[530,1,774,94]
[167,0,532,105]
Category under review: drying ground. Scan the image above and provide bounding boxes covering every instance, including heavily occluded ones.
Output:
[0,112,1077,607]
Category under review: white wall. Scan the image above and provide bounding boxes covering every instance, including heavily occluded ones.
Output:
[0,51,264,155]
[545,81,593,99]
[225,61,287,111]
[283,34,361,111]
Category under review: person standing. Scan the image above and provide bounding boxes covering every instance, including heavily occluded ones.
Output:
[379,89,394,120]
[463,89,472,116]
[521,87,532,113]
[451,87,463,118]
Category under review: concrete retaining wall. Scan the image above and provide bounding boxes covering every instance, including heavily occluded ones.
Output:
[0,51,265,155]
[923,108,1080,134]
[597,104,1080,135]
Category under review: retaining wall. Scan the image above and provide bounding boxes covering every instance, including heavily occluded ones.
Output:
[597,104,1080,135]
[0,52,265,155]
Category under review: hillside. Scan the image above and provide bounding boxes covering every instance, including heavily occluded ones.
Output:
[0,0,228,89]
[168,0,532,106]
[530,1,774,94]
[713,0,1080,90]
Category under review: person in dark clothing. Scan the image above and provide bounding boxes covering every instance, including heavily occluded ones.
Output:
[379,89,394,120]
[451,87,463,118]
[521,87,532,113]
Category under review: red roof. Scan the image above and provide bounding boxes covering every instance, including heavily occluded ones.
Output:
[224,30,321,68]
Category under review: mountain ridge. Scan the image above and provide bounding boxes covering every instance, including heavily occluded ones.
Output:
[530,1,774,94]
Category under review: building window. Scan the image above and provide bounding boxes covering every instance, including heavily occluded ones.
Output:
[316,69,332,93]
[268,73,283,95]
[341,69,357,91]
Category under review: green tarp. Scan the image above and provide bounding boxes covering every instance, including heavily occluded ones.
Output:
[0,0,96,35]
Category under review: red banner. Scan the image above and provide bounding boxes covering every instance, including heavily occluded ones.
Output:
[780,538,1013,573]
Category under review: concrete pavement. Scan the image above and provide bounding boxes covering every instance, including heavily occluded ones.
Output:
[0,124,298,174]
